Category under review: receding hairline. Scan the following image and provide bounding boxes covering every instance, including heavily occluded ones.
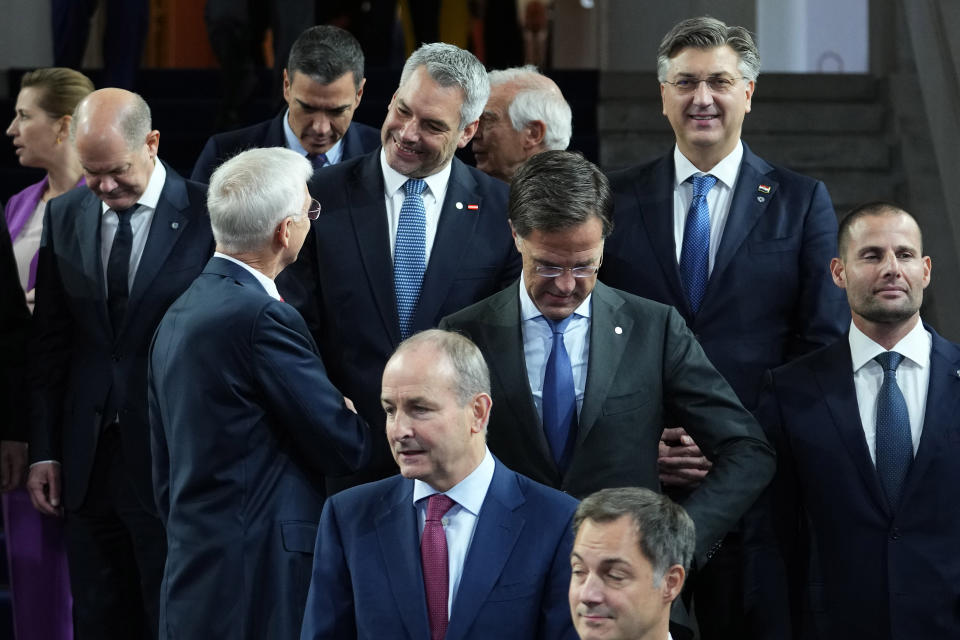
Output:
[837,204,922,259]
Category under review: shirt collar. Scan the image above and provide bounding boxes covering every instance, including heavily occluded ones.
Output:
[412,447,495,517]
[282,108,345,163]
[379,147,453,200]
[100,157,166,215]
[848,317,931,372]
[518,271,592,322]
[213,251,283,301]
[673,140,743,189]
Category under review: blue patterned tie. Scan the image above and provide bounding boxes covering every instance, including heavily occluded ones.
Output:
[542,316,577,470]
[874,351,913,510]
[307,153,328,171]
[679,174,717,314]
[394,179,427,339]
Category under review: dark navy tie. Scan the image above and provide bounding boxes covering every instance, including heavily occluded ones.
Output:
[874,351,913,510]
[107,205,137,334]
[306,152,328,171]
[543,316,577,470]
[394,179,427,339]
[679,174,717,314]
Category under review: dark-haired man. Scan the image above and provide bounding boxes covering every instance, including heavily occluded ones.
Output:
[746,203,960,640]
[441,150,773,639]
[191,24,380,185]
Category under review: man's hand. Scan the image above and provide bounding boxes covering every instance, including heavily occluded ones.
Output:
[659,427,713,488]
[0,441,28,492]
[26,462,63,517]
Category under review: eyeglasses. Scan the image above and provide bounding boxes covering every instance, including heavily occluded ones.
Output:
[534,265,600,278]
[662,76,745,94]
[306,198,321,220]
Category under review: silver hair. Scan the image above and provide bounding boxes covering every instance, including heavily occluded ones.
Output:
[207,147,313,254]
[656,16,761,83]
[573,487,695,587]
[391,329,491,406]
[488,65,572,151]
[399,43,489,130]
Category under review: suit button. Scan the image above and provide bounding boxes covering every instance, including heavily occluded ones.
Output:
[890,528,900,541]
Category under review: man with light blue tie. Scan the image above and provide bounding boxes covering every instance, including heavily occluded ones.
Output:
[300,329,578,640]
[440,150,774,640]
[744,203,960,639]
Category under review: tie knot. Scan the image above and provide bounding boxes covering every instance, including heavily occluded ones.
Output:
[691,174,718,197]
[404,178,427,197]
[545,315,573,335]
[425,494,455,521]
[307,153,328,169]
[113,204,138,220]
[874,351,905,372]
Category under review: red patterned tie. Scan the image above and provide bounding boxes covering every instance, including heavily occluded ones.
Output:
[422,493,455,639]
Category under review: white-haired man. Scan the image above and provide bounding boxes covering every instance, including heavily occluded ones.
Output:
[148,147,370,639]
[472,65,572,182]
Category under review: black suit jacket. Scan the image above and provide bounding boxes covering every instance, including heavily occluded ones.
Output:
[601,143,848,409]
[149,257,370,640]
[440,281,775,570]
[301,151,520,488]
[28,165,214,511]
[190,111,381,184]
[744,329,960,640]
[1,212,31,441]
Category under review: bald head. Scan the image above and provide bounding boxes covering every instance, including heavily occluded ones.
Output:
[73,88,160,211]
[473,66,572,182]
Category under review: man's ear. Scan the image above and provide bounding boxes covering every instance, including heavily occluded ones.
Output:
[661,565,685,604]
[524,120,546,149]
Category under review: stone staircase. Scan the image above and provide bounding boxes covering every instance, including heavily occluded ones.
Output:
[597,72,901,214]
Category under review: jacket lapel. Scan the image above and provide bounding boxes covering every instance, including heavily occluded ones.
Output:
[635,155,688,314]
[814,339,890,516]
[411,158,481,331]
[125,167,192,338]
[376,479,430,640]
[347,154,402,343]
[578,282,631,442]
[900,329,960,504]
[75,189,111,333]
[446,461,525,639]
[705,147,775,309]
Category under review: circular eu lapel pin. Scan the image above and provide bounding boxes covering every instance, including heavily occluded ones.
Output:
[171,221,179,229]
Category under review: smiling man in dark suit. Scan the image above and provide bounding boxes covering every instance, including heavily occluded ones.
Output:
[440,150,774,639]
[745,203,960,640]
[303,42,520,491]
[26,88,214,639]
[300,329,578,640]
[191,25,380,185]
[598,17,849,637]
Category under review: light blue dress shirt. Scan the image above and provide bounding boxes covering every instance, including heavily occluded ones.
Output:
[413,448,495,618]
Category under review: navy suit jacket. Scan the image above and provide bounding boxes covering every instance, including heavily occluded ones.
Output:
[28,165,214,511]
[299,458,578,640]
[601,143,848,409]
[190,111,381,184]
[297,152,520,489]
[744,328,960,640]
[148,257,371,640]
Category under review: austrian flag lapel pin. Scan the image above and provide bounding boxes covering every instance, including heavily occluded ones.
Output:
[455,201,480,212]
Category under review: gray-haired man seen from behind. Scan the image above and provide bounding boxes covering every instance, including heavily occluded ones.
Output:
[571,487,695,640]
[191,24,381,185]
[301,42,521,493]
[149,147,370,639]
[472,65,572,182]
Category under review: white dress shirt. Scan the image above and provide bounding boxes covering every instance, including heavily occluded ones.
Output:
[380,148,451,263]
[413,447,495,617]
[282,108,345,166]
[12,199,44,295]
[99,159,165,292]
[849,318,931,463]
[213,252,282,300]
[672,141,743,273]
[518,272,591,421]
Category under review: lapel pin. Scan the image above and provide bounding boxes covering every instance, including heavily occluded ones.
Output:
[758,184,771,194]
[455,202,463,209]
[467,204,479,210]
[614,326,623,335]
[757,196,765,203]
[955,369,960,378]
[171,221,179,229]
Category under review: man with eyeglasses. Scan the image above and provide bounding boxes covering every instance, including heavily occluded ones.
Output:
[441,150,774,640]
[148,147,370,639]
[599,16,849,639]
